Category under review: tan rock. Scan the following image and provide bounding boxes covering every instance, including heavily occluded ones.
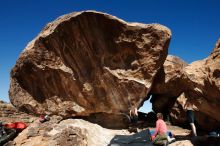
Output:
[12,119,130,146]
[151,40,220,130]
[170,92,220,131]
[150,55,187,113]
[182,39,220,128]
[9,11,171,126]
[11,119,218,146]
[151,55,188,96]
[169,140,193,146]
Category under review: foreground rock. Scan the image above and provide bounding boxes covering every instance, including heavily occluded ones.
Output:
[8,118,129,146]
[6,118,219,146]
[0,101,217,146]
[9,10,171,127]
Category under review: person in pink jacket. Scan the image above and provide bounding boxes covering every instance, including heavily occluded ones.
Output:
[151,113,168,146]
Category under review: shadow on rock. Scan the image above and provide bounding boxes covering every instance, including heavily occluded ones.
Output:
[191,136,220,146]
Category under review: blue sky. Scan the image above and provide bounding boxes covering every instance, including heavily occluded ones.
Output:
[0,1,219,113]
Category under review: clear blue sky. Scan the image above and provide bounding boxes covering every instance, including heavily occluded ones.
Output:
[0,1,219,113]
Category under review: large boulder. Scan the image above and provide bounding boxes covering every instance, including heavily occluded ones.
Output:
[151,39,220,131]
[182,39,220,124]
[9,11,171,127]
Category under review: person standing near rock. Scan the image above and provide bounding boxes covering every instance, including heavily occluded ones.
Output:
[127,105,139,133]
[129,106,138,124]
[184,101,197,136]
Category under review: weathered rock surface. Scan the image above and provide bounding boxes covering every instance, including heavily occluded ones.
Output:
[150,55,188,114]
[9,10,171,124]
[170,93,220,131]
[151,40,220,131]
[7,118,219,146]
[151,55,188,96]
[182,39,220,124]
[9,118,129,146]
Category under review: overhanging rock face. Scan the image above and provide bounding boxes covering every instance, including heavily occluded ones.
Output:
[181,39,220,128]
[151,40,220,130]
[9,11,171,120]
[150,55,188,114]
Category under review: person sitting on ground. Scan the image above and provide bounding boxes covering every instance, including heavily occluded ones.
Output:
[184,100,197,137]
[129,106,138,125]
[151,113,175,146]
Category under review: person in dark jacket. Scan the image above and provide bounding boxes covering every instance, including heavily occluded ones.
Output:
[184,101,197,136]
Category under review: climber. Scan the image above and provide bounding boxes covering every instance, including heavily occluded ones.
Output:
[184,101,197,136]
[127,105,139,133]
[129,106,138,124]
